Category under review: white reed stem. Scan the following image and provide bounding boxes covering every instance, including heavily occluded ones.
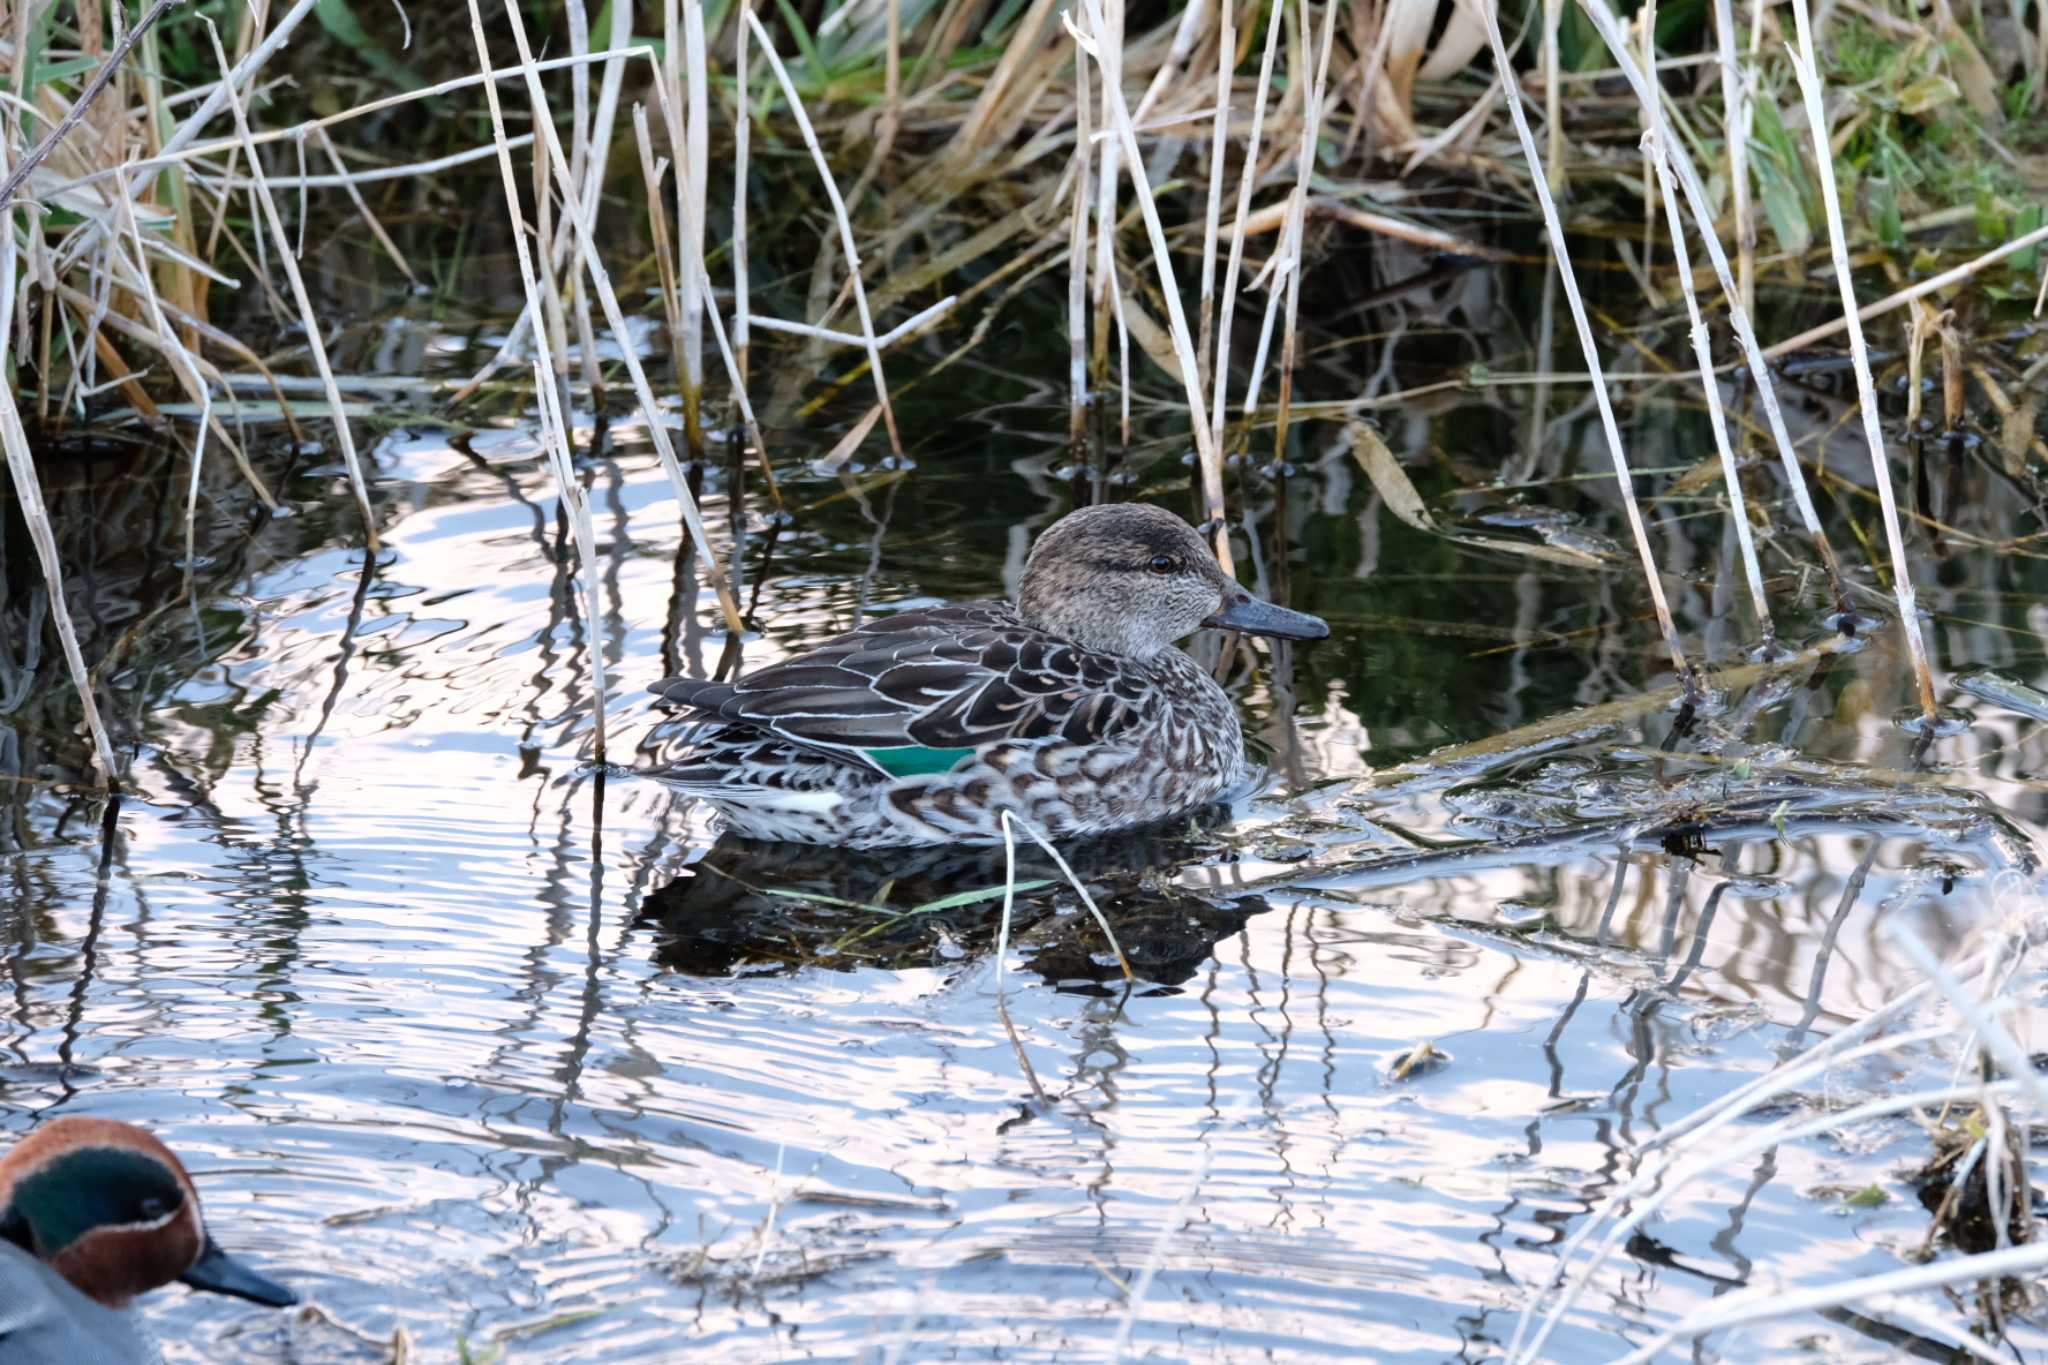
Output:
[1572,0,1841,589]
[0,377,119,782]
[487,0,745,634]
[1068,0,1231,571]
[1209,0,1285,457]
[1646,131,1771,638]
[202,19,376,550]
[745,8,906,461]
[734,0,753,381]
[1786,0,1936,715]
[1472,0,1688,677]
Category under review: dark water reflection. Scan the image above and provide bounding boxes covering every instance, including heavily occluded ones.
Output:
[2,231,2047,1360]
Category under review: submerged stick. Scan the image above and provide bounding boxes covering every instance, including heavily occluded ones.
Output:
[1786,0,1936,717]
[1471,0,1690,680]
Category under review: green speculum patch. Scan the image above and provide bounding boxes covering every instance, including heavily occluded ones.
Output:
[863,746,978,777]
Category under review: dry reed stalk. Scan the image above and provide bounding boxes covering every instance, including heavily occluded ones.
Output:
[484,0,744,636]
[1574,0,1845,605]
[1194,0,1233,405]
[1647,132,1772,641]
[1268,0,1338,465]
[1209,0,1285,458]
[1069,45,1094,447]
[1069,0,1232,571]
[745,8,906,462]
[202,21,376,549]
[633,108,688,352]
[1786,0,1935,717]
[1472,0,1690,679]
[1761,218,2048,357]
[65,49,641,200]
[1713,0,1755,320]
[0,381,120,785]
[1089,0,1126,384]
[127,0,319,199]
[682,0,711,455]
[310,126,416,285]
[1541,0,1564,183]
[734,0,753,385]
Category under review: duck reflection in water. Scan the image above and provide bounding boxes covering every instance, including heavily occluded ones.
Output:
[638,807,1269,992]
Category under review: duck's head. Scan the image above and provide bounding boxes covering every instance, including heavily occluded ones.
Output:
[1017,503,1329,660]
[0,1117,297,1310]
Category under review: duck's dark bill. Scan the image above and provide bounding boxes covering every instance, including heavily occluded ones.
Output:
[1204,595,1329,641]
[179,1234,298,1307]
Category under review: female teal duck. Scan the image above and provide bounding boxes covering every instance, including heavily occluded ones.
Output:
[1,1117,296,1363]
[649,503,1327,847]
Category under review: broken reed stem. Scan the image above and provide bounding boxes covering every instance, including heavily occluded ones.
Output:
[998,810,1134,982]
[0,379,120,785]
[1786,0,1936,718]
[1763,219,2048,359]
[1069,0,1232,573]
[745,8,906,462]
[1574,0,1845,607]
[1210,0,1285,459]
[535,358,610,759]
[202,20,377,551]
[485,0,745,636]
[1647,132,1773,642]
[1474,0,1690,680]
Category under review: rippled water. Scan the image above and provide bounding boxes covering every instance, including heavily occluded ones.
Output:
[6,241,2048,1361]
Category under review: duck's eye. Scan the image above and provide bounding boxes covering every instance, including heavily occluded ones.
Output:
[1147,554,1178,575]
[136,1197,168,1221]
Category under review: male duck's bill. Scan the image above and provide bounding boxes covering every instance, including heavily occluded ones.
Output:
[1204,592,1329,641]
[179,1233,297,1306]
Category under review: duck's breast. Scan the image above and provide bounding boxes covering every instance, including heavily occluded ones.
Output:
[0,1242,164,1365]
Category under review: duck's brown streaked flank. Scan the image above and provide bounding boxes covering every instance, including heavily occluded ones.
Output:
[648,503,1328,847]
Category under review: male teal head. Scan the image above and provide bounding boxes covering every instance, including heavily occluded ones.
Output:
[0,1116,296,1309]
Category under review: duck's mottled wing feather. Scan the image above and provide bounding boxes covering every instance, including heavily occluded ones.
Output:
[649,604,1149,772]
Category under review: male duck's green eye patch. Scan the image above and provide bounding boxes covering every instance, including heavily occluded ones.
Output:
[8,1148,185,1254]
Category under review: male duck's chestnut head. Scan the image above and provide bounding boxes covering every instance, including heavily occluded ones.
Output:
[0,1117,296,1309]
[1016,503,1328,660]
